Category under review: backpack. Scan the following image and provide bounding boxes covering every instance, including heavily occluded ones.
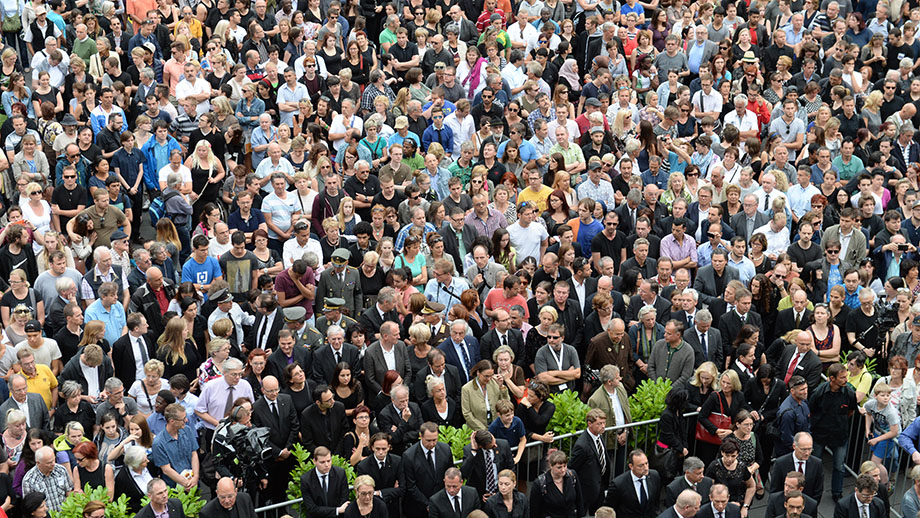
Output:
[149,191,183,227]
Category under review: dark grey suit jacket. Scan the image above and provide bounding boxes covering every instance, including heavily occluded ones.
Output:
[364,340,411,395]
[0,393,49,430]
[135,498,185,518]
[683,326,723,368]
[664,475,713,508]
[730,211,771,241]
[428,485,480,518]
[693,264,740,305]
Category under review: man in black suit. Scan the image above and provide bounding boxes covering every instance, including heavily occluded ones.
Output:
[355,432,406,518]
[267,329,313,386]
[834,474,885,518]
[568,409,611,514]
[626,280,672,326]
[769,432,824,504]
[358,286,400,339]
[429,467,480,518]
[459,430,513,501]
[547,281,585,353]
[765,472,819,518]
[717,287,763,362]
[621,237,658,279]
[730,194,771,242]
[665,457,712,508]
[136,479,185,518]
[695,484,741,518]
[778,332,823,394]
[693,250,740,306]
[567,257,598,317]
[311,325,359,384]
[377,384,423,454]
[365,320,412,395]
[604,449,661,518]
[478,308,525,366]
[112,312,157,389]
[403,422,454,517]
[250,376,299,504]
[411,348,462,403]
[439,206,476,270]
[773,290,814,345]
[656,489,701,518]
[58,344,114,398]
[300,385,348,454]
[245,293,284,354]
[776,490,813,518]
[200,477,256,518]
[683,310,723,369]
[301,446,350,518]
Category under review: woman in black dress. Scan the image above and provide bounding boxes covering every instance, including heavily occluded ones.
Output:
[343,475,388,518]
[529,450,585,518]
[157,314,202,390]
[282,363,316,416]
[72,441,115,499]
[658,389,688,458]
[332,362,365,418]
[704,438,755,509]
[484,469,530,518]
[743,363,786,483]
[341,405,376,466]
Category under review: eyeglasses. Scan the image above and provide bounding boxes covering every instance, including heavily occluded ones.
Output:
[547,335,561,339]
[681,109,690,113]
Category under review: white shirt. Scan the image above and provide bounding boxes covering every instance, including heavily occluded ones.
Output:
[444,111,475,154]
[80,361,100,397]
[691,88,722,115]
[631,472,647,501]
[723,109,759,150]
[208,303,256,341]
[158,164,192,187]
[15,398,29,426]
[329,113,364,152]
[752,187,787,212]
[257,310,277,350]
[571,277,587,311]
[607,388,625,426]
[839,227,855,260]
[753,222,790,256]
[130,334,148,380]
[507,23,539,54]
[175,78,212,116]
[382,345,396,370]
[130,468,153,491]
[208,238,232,259]
[282,236,324,269]
[507,221,548,262]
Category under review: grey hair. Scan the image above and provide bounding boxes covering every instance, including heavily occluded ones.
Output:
[377,286,397,304]
[425,375,445,396]
[55,276,75,295]
[683,456,705,472]
[104,377,124,392]
[637,305,657,319]
[734,94,748,105]
[166,172,183,189]
[450,319,469,333]
[624,138,641,154]
[222,357,244,372]
[303,251,319,268]
[60,380,82,399]
[148,242,166,256]
[93,247,111,262]
[684,288,699,303]
[633,237,649,250]
[133,248,151,262]
[44,36,57,45]
[327,324,345,338]
[460,141,475,152]
[124,446,148,470]
[147,478,166,495]
[4,409,25,427]
[696,309,713,323]
[392,384,409,399]
[142,68,155,81]
[598,364,620,382]
[492,344,515,362]
[626,188,642,204]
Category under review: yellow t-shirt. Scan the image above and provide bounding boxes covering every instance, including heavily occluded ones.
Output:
[848,367,873,406]
[25,364,58,409]
[517,185,554,213]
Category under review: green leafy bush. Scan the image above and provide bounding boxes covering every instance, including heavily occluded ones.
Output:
[547,389,590,451]
[439,424,475,461]
[139,485,206,518]
[840,350,878,377]
[627,377,672,450]
[52,484,132,518]
[285,443,357,512]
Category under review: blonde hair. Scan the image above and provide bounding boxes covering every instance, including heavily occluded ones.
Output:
[157,317,189,365]
[144,359,165,376]
[864,90,883,111]
[689,361,720,389]
[78,321,106,347]
[8,269,28,288]
[336,197,355,231]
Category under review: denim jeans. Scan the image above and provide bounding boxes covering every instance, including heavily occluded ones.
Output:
[813,440,848,495]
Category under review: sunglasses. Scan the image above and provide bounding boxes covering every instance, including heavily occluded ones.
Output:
[826,249,840,254]
[30,191,41,195]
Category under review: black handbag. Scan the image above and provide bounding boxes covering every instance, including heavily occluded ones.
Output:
[648,440,680,480]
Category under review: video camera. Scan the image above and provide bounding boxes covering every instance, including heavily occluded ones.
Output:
[211,422,273,488]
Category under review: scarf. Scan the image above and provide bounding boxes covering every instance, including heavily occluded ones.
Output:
[463,57,487,98]
[558,58,581,91]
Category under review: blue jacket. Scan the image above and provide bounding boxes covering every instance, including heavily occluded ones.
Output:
[141,135,182,190]
[236,97,265,129]
[422,124,454,154]
[898,415,920,456]
[775,396,810,457]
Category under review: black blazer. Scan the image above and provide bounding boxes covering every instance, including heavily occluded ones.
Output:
[683,326,723,368]
[245,309,285,354]
[568,430,611,512]
[300,401,348,454]
[251,394,300,455]
[111,333,157,389]
[604,469,662,518]
[358,305,400,338]
[301,466,350,518]
[199,491,255,518]
[377,401,423,454]
[769,453,824,504]
[402,441,454,516]
[135,498,185,518]
[312,343,359,385]
[695,501,742,518]
[774,308,813,339]
[58,351,115,397]
[833,492,885,518]
[411,364,462,403]
[568,276,598,314]
[438,223,476,271]
[766,490,818,518]
[355,453,406,518]
[459,440,514,498]
[479,328,525,367]
[626,295,672,325]
[664,475,713,508]
[267,346,314,387]
[421,396,463,428]
[429,485,480,518]
[718,309,764,361]
[484,490,529,518]
[113,466,147,514]
[777,345,823,393]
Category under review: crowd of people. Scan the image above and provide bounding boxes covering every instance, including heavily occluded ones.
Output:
[1,0,920,514]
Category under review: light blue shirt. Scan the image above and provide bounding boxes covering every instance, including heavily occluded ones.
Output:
[697,242,728,268]
[728,254,756,284]
[84,299,127,347]
[787,183,821,218]
[261,191,300,240]
[276,82,309,127]
[424,277,471,314]
[688,42,705,74]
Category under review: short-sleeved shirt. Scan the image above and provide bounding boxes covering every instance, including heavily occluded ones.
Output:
[507,221,548,261]
[14,340,62,370]
[24,364,57,409]
[274,267,314,319]
[151,425,199,487]
[865,398,900,433]
[181,256,223,301]
[74,205,126,248]
[261,192,300,240]
[219,250,260,300]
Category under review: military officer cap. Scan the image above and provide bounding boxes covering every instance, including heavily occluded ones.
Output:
[331,248,351,264]
[213,289,233,304]
[324,298,346,312]
[422,301,446,314]
[283,306,307,323]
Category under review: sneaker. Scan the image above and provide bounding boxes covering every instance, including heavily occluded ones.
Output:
[142,197,150,210]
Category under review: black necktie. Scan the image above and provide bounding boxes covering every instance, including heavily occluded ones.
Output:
[321,473,328,495]
[687,314,693,327]
[763,193,770,210]
[427,448,435,473]
[335,350,341,364]
[224,385,235,417]
[437,127,442,145]
[795,312,801,328]
[257,316,268,350]
[271,401,279,422]
[639,477,648,508]
[136,336,149,363]
[501,334,507,347]
[485,450,497,494]
[453,495,461,516]
[700,332,707,359]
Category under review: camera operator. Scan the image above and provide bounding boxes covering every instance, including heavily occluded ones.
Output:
[211,402,270,495]
[847,289,880,359]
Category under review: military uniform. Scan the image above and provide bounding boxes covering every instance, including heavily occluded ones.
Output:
[284,306,325,350]
[315,314,358,337]
[315,248,364,318]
